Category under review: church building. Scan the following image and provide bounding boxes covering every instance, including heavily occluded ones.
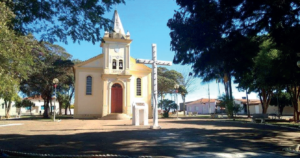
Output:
[74,10,152,119]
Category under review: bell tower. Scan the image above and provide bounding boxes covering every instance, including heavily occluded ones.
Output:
[100,10,132,75]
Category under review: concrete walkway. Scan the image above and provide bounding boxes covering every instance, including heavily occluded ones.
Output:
[0,118,299,157]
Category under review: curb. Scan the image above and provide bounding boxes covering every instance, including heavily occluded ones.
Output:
[0,149,152,158]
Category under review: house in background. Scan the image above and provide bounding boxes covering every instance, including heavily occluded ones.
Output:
[179,101,193,111]
[234,98,261,114]
[186,98,217,114]
[235,97,294,115]
[0,98,18,117]
[184,96,295,116]
[22,96,60,115]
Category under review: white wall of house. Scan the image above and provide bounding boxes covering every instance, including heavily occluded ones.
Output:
[249,104,294,115]
[186,102,216,114]
[21,98,59,115]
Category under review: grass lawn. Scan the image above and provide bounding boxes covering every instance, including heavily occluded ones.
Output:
[224,117,300,129]
[3,114,75,121]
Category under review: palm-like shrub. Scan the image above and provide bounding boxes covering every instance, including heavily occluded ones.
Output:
[158,99,177,118]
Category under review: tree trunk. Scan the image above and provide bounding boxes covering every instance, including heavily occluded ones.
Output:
[279,105,284,115]
[223,73,229,97]
[59,101,62,115]
[259,88,273,114]
[65,105,68,115]
[228,73,233,100]
[246,89,250,118]
[5,100,11,118]
[287,85,300,122]
[43,98,50,118]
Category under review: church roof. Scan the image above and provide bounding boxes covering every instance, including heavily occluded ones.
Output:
[187,98,218,105]
[74,54,103,67]
[111,10,125,35]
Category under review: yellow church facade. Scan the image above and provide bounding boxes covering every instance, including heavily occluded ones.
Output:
[74,11,152,119]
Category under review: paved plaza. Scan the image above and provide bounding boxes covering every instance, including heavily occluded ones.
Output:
[0,118,299,157]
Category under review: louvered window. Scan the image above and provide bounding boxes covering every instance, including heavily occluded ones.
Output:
[112,59,117,69]
[119,60,123,69]
[136,78,141,96]
[86,76,92,95]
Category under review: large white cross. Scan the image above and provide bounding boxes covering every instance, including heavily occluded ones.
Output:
[136,44,172,129]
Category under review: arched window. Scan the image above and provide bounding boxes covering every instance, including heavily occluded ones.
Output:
[119,60,123,69]
[136,78,141,96]
[112,59,117,69]
[86,76,92,95]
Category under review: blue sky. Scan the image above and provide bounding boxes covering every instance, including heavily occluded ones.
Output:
[53,0,259,102]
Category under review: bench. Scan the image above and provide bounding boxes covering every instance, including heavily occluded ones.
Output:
[211,113,219,118]
[188,112,197,116]
[252,114,269,123]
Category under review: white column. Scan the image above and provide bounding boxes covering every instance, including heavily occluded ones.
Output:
[151,44,160,129]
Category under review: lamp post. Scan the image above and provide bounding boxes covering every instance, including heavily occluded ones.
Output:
[174,84,179,119]
[182,92,186,116]
[53,78,59,122]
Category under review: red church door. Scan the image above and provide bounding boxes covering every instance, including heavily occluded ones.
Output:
[111,83,123,113]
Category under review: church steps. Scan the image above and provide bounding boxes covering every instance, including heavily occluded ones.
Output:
[100,113,131,120]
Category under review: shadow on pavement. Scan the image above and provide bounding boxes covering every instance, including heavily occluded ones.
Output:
[0,124,299,157]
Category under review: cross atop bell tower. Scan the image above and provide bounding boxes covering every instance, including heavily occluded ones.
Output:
[101,10,132,75]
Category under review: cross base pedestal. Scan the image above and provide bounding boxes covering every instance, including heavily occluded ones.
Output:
[150,125,161,129]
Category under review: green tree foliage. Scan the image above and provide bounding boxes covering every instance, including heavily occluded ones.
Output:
[0,2,39,118]
[2,0,125,44]
[218,94,240,118]
[57,92,69,115]
[178,85,187,114]
[1,90,20,118]
[169,0,300,121]
[167,0,260,100]
[158,99,177,118]
[157,67,183,101]
[54,59,81,115]
[270,92,291,115]
[15,99,35,115]
[20,42,74,118]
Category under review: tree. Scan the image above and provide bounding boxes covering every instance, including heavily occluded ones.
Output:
[15,99,36,115]
[57,92,69,115]
[157,67,183,101]
[169,0,300,121]
[158,99,177,118]
[178,85,187,115]
[2,0,125,44]
[0,2,38,118]
[270,91,291,115]
[53,59,80,115]
[177,70,197,115]
[20,42,74,118]
[1,90,20,118]
[167,0,260,100]
[218,94,238,118]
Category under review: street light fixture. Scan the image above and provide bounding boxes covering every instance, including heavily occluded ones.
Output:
[174,84,179,119]
[52,78,59,122]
